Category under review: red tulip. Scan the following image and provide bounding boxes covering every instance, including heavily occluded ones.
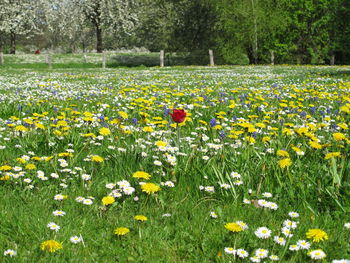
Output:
[171,109,186,123]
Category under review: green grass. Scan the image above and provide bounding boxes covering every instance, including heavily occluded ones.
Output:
[0,65,349,262]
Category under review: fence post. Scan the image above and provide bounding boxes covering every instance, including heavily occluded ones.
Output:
[0,51,3,65]
[47,53,52,69]
[330,51,335,65]
[270,50,275,65]
[160,50,164,67]
[102,51,106,68]
[83,53,87,63]
[209,49,214,66]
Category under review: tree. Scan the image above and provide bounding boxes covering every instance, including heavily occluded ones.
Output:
[0,0,40,54]
[74,0,138,53]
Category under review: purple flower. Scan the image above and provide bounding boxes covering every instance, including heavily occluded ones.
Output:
[210,118,217,127]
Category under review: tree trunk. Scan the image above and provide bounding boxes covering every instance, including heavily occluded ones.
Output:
[10,32,16,54]
[96,26,103,53]
[0,43,3,65]
[251,0,258,64]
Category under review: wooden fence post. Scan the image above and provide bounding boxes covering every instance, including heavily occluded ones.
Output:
[47,53,52,69]
[83,53,87,63]
[160,50,164,67]
[0,51,3,65]
[209,49,214,66]
[102,51,106,68]
[270,50,275,65]
[330,51,335,65]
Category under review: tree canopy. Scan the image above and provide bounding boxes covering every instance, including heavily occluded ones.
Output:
[0,0,349,64]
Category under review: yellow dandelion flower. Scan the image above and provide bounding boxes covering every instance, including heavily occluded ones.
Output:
[25,163,36,170]
[224,222,243,233]
[143,126,154,132]
[91,155,104,162]
[118,111,128,119]
[134,215,148,221]
[40,240,63,252]
[132,171,151,180]
[324,152,341,160]
[279,158,292,168]
[15,125,28,132]
[16,158,27,164]
[262,136,271,143]
[141,183,161,194]
[114,227,130,236]
[333,133,346,141]
[99,127,111,136]
[306,229,328,243]
[309,140,322,149]
[0,175,10,181]
[155,141,167,147]
[277,150,290,157]
[0,165,12,171]
[102,196,115,206]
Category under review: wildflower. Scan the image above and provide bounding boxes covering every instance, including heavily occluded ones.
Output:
[132,171,151,180]
[332,260,350,263]
[262,192,272,198]
[283,220,298,229]
[102,196,115,206]
[134,215,148,221]
[288,211,299,218]
[171,109,186,123]
[325,152,341,160]
[308,249,326,260]
[91,155,104,162]
[25,163,36,170]
[279,158,292,168]
[81,174,91,181]
[269,255,279,261]
[52,210,66,217]
[123,186,135,195]
[141,183,161,194]
[255,227,271,239]
[250,255,261,262]
[114,227,130,236]
[236,249,249,258]
[225,222,243,233]
[54,194,67,201]
[3,249,16,257]
[306,229,328,242]
[99,127,111,136]
[344,223,350,229]
[47,222,60,232]
[162,213,171,217]
[236,221,249,230]
[297,240,311,250]
[224,247,236,254]
[210,212,218,218]
[277,150,289,157]
[40,240,63,252]
[333,133,346,141]
[281,227,293,237]
[70,236,82,244]
[83,199,93,205]
[255,248,269,258]
[309,140,322,149]
[289,244,299,251]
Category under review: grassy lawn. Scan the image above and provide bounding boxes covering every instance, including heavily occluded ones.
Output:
[0,65,350,262]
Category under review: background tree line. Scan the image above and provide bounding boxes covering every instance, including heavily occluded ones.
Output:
[0,0,349,64]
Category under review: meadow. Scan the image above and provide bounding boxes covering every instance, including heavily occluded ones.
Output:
[0,65,350,263]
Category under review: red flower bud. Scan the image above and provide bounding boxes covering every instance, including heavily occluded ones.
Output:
[171,109,186,123]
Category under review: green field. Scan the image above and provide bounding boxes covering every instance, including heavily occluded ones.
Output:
[0,65,350,262]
